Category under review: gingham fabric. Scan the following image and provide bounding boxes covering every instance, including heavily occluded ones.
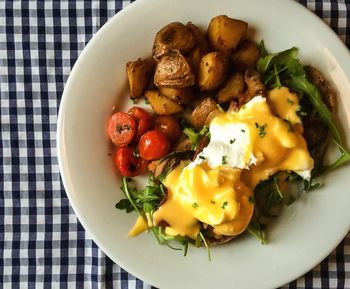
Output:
[0,1,349,288]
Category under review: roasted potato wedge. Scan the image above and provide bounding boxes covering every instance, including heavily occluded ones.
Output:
[153,22,196,60]
[186,23,210,77]
[207,15,248,51]
[126,58,154,99]
[154,50,195,88]
[231,40,260,71]
[186,22,209,53]
[159,86,194,104]
[145,90,183,115]
[191,97,218,129]
[187,47,205,78]
[217,72,245,104]
[198,52,227,91]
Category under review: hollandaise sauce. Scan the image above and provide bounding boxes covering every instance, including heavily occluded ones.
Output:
[150,88,314,239]
[153,162,254,238]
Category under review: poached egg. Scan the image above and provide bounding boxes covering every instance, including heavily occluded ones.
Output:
[147,87,314,239]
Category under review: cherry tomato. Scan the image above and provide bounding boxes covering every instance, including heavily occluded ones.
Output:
[108,112,136,147]
[153,115,182,142]
[138,130,170,160]
[115,146,148,177]
[128,106,152,141]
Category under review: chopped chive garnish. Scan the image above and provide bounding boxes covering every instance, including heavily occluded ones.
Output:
[221,201,228,209]
[222,155,227,165]
[192,202,199,208]
[229,139,236,144]
[255,123,267,138]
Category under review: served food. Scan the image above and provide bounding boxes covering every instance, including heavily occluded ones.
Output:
[108,15,350,257]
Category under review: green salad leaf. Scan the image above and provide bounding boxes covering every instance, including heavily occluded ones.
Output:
[285,77,342,144]
[247,216,266,244]
[257,44,350,170]
[115,199,134,213]
[116,176,191,254]
[183,127,201,147]
[324,139,350,172]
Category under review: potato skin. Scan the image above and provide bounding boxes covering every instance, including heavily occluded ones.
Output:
[217,72,245,104]
[186,23,210,78]
[158,86,194,104]
[187,47,205,78]
[207,15,248,51]
[126,58,154,99]
[145,90,183,115]
[191,97,218,129]
[153,22,196,60]
[154,50,195,88]
[186,22,209,53]
[231,40,260,71]
[198,52,227,91]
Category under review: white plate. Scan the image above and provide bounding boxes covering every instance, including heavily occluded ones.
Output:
[57,0,350,288]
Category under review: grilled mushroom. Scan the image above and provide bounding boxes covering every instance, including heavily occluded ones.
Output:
[238,69,266,107]
[303,66,337,171]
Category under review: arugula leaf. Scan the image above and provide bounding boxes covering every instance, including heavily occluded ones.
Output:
[151,227,190,252]
[257,47,298,75]
[199,126,210,138]
[115,199,134,213]
[324,139,350,172]
[254,173,296,220]
[259,40,268,58]
[122,177,142,215]
[137,186,164,205]
[117,176,165,220]
[199,231,211,261]
[118,176,192,255]
[257,44,350,170]
[285,76,342,144]
[183,127,201,147]
[136,184,165,223]
[247,217,267,244]
[194,233,202,247]
[303,179,321,192]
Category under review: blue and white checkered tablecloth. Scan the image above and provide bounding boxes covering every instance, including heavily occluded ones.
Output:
[1,1,349,288]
